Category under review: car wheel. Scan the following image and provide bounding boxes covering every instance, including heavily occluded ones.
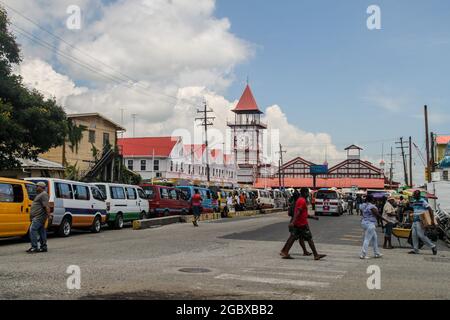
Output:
[140,211,148,220]
[115,214,124,230]
[164,209,170,217]
[91,216,101,233]
[58,217,72,237]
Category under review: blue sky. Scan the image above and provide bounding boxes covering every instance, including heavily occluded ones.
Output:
[216,0,450,159]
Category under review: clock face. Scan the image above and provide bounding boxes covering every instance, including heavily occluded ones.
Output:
[237,133,253,148]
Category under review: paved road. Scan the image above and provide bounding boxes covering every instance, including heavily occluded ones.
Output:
[0,212,449,300]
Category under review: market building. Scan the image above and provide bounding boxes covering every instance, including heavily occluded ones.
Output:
[118,136,238,187]
[253,145,386,189]
[431,135,450,181]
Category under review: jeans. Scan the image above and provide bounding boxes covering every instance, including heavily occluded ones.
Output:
[412,221,436,253]
[361,221,380,257]
[384,222,395,237]
[30,219,47,249]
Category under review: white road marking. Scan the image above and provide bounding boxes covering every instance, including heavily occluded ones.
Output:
[243,270,344,280]
[215,273,330,288]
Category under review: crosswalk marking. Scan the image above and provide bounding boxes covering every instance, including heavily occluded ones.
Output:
[215,273,330,288]
[243,270,344,280]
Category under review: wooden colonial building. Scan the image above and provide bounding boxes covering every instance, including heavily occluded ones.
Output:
[254,145,385,189]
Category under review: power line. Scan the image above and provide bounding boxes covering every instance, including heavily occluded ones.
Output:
[195,101,215,182]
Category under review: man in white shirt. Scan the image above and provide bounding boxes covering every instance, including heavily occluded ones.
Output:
[382,197,398,249]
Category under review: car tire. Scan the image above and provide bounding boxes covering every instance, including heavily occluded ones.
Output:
[58,217,72,237]
[115,214,124,230]
[163,209,170,217]
[140,211,148,220]
[91,216,102,233]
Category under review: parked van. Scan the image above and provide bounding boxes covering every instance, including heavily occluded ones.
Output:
[176,186,214,213]
[314,188,346,216]
[141,184,190,217]
[272,189,285,209]
[25,178,107,236]
[0,178,46,238]
[95,183,149,229]
[253,189,274,209]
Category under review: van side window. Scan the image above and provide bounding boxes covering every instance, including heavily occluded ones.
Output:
[0,183,20,203]
[73,185,90,201]
[91,187,105,202]
[160,188,169,199]
[96,185,107,198]
[142,187,155,199]
[137,189,147,199]
[169,189,177,200]
[126,187,137,200]
[26,184,37,201]
[110,187,126,200]
[56,183,73,199]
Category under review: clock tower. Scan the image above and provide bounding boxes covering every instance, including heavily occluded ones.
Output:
[228,84,267,184]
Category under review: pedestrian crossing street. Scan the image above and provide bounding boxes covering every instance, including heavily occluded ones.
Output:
[211,245,364,298]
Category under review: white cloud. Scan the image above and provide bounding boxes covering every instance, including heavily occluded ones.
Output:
[364,91,408,112]
[8,0,345,167]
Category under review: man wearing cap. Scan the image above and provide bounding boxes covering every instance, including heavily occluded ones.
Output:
[409,190,437,255]
[27,182,51,253]
[382,197,398,249]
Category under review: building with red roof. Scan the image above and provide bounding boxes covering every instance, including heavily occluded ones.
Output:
[255,145,387,190]
[118,137,237,186]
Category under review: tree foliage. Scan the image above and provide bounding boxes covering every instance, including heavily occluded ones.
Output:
[0,7,67,170]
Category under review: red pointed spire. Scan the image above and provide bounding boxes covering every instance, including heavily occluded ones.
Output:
[233,85,262,113]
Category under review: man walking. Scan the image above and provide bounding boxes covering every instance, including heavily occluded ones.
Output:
[27,182,51,253]
[382,197,398,249]
[191,189,203,227]
[347,195,354,215]
[409,190,437,255]
[280,188,327,261]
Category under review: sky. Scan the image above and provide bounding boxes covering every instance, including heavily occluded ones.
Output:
[2,0,450,185]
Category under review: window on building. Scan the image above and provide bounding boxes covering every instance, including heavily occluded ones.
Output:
[170,161,173,171]
[103,132,110,147]
[154,159,160,171]
[127,160,133,170]
[141,160,146,171]
[180,163,184,173]
[88,130,96,143]
[156,172,162,178]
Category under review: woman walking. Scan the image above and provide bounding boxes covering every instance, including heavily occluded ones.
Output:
[360,195,388,259]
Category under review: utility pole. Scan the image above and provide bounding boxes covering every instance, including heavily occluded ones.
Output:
[409,136,413,187]
[430,132,436,174]
[396,137,409,186]
[276,144,287,190]
[389,146,394,186]
[131,114,137,138]
[120,108,125,138]
[195,100,215,183]
[424,105,431,182]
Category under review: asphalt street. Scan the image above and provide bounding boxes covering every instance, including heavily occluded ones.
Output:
[0,212,449,300]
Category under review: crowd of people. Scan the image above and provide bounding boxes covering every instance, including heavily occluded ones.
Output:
[280,189,439,261]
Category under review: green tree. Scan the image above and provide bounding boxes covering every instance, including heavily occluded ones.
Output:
[0,7,67,170]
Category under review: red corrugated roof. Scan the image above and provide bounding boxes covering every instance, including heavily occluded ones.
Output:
[436,136,450,145]
[118,137,179,157]
[254,178,385,189]
[233,85,261,113]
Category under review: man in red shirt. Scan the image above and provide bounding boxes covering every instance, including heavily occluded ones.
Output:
[191,189,203,227]
[280,188,326,261]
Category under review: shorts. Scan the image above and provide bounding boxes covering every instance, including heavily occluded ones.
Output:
[192,206,201,217]
[384,222,396,237]
[290,225,313,241]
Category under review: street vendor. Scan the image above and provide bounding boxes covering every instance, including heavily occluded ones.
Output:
[382,197,398,249]
[408,190,437,255]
